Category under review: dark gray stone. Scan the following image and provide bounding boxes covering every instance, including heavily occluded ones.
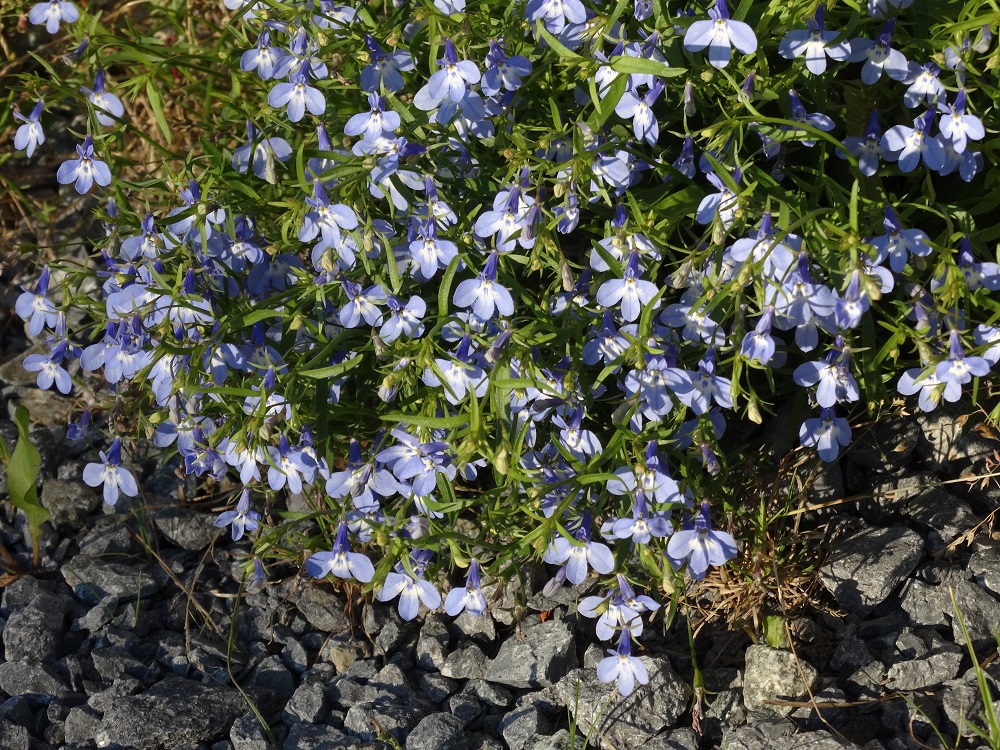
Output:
[498,703,552,750]
[526,730,575,750]
[722,724,862,750]
[91,644,160,684]
[418,672,458,703]
[829,636,875,673]
[448,691,482,727]
[343,699,424,743]
[284,681,327,724]
[60,554,166,605]
[743,645,819,717]
[64,706,102,746]
[906,487,980,549]
[96,676,249,749]
[0,719,30,750]
[2,589,69,663]
[885,635,962,691]
[247,655,296,705]
[642,728,700,749]
[555,658,690,750]
[230,714,276,750]
[969,538,1000,597]
[820,526,924,616]
[296,585,351,634]
[948,580,1000,650]
[282,722,350,750]
[467,680,513,711]
[153,506,220,551]
[849,417,920,470]
[899,579,949,627]
[440,643,489,680]
[40,479,101,533]
[484,619,576,688]
[405,713,468,750]
[416,614,450,670]
[451,610,497,646]
[0,661,70,700]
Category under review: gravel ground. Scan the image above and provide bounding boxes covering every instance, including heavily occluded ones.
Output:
[2,282,1000,750]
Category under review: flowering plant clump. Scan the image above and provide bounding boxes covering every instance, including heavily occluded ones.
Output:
[5,0,1000,696]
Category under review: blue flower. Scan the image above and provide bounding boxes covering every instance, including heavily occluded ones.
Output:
[526,0,586,34]
[604,492,672,545]
[679,347,733,414]
[615,81,664,145]
[665,502,737,580]
[83,437,139,507]
[375,550,441,621]
[596,250,659,323]
[268,62,325,123]
[15,265,58,336]
[299,179,359,248]
[792,337,859,408]
[408,220,458,280]
[413,39,480,110]
[380,295,426,342]
[232,121,292,182]
[214,488,262,541]
[833,270,869,329]
[360,35,413,93]
[784,89,835,147]
[938,90,984,154]
[345,93,401,143]
[695,168,739,229]
[849,19,909,84]
[339,278,386,328]
[840,110,886,176]
[778,6,850,75]
[482,41,532,96]
[422,334,488,405]
[453,251,515,321]
[266,434,317,494]
[741,307,778,365]
[57,135,112,194]
[306,521,375,583]
[543,512,615,585]
[903,62,945,108]
[28,0,79,33]
[13,99,45,158]
[240,29,288,80]
[579,575,660,641]
[799,407,852,461]
[326,438,399,513]
[597,630,649,697]
[683,0,757,69]
[935,329,990,402]
[444,559,488,616]
[22,340,72,394]
[82,70,125,127]
[552,407,601,462]
[376,428,456,496]
[870,205,932,273]
[880,109,945,173]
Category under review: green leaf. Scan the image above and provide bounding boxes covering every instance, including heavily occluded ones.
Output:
[226,308,287,330]
[609,55,686,79]
[763,615,789,648]
[298,353,363,380]
[145,80,173,144]
[6,406,48,567]
[535,20,586,62]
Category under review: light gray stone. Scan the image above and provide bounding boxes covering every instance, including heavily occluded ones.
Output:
[906,487,980,549]
[96,677,249,749]
[820,526,924,616]
[555,658,690,750]
[406,713,468,750]
[0,661,70,699]
[230,714,277,750]
[2,589,69,662]
[485,619,576,689]
[284,681,327,724]
[969,538,1000,598]
[64,706,102,746]
[60,554,166,605]
[416,613,450,670]
[743,645,819,717]
[296,585,350,634]
[40,479,101,533]
[723,725,862,750]
[498,703,552,750]
[153,506,220,551]
[440,643,489,680]
[949,580,1000,650]
[282,723,350,750]
[899,579,949,627]
[343,699,424,744]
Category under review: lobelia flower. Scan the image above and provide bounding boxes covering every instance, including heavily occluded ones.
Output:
[665,501,738,580]
[28,0,79,33]
[938,90,984,154]
[82,71,124,127]
[840,110,886,176]
[696,168,740,230]
[683,0,757,69]
[232,121,292,182]
[380,295,426,342]
[672,135,697,179]
[268,62,325,123]
[784,89,835,147]
[615,81,664,146]
[266,434,317,494]
[792,337,860,408]
[604,492,672,545]
[596,250,659,323]
[240,29,288,80]
[869,205,932,274]
[339,278,387,328]
[481,41,532,96]
[526,0,586,34]
[376,428,456,496]
[897,363,944,412]
[360,35,413,93]
[580,575,660,640]
[83,437,139,506]
[902,62,945,108]
[15,265,59,336]
[422,334,488,405]
[326,438,399,513]
[679,347,733,414]
[13,99,45,158]
[413,38,481,110]
[345,93,401,143]
[799,407,852,461]
[214,488,262,541]
[375,549,441,621]
[552,407,602,462]
[880,109,945,172]
[22,339,72,394]
[597,630,649,697]
[299,179,359,249]
[543,512,615,586]
[849,19,909,84]
[306,520,375,583]
[444,559,488,616]
[954,237,1000,292]
[408,219,458,281]
[935,329,990,402]
[741,306,778,365]
[453,251,515,321]
[778,7,850,75]
[57,135,112,194]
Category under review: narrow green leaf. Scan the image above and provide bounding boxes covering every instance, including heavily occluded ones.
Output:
[145,80,173,144]
[609,55,686,79]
